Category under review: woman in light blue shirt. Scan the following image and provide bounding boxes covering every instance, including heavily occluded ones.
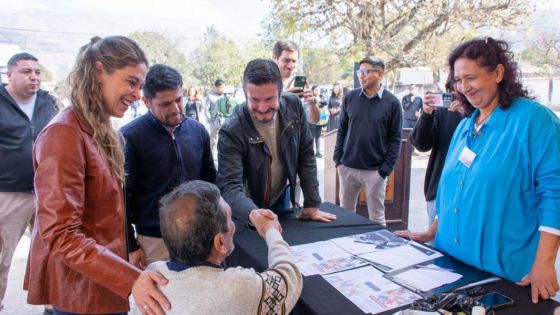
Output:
[399,37,560,304]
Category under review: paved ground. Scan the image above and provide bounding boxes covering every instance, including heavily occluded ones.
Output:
[2,136,558,314]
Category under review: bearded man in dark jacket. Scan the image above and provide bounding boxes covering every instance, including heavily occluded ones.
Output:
[217,59,336,226]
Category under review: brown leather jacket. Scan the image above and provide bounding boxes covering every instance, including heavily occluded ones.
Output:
[24,107,140,313]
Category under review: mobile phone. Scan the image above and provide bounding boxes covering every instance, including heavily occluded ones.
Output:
[294,75,307,88]
[477,292,514,310]
[429,92,455,108]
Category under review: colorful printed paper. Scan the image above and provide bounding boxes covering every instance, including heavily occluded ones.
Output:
[323,266,421,314]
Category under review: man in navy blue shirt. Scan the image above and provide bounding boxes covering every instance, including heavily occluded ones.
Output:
[334,57,401,225]
[121,64,216,268]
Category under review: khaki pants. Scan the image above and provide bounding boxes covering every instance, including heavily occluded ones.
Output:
[137,234,169,264]
[0,192,36,306]
[337,164,387,226]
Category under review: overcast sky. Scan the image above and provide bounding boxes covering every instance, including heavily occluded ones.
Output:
[0,0,273,78]
[1,0,272,42]
[1,0,558,80]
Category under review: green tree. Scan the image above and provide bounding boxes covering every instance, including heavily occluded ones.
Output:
[189,26,245,89]
[240,40,271,62]
[302,47,353,84]
[266,0,532,72]
[129,31,189,80]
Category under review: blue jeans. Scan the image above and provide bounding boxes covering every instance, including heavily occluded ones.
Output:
[403,119,417,129]
[269,186,296,215]
[53,308,126,315]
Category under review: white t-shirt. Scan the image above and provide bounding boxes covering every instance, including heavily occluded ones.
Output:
[17,94,37,120]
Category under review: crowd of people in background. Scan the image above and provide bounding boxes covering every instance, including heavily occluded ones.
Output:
[122,76,458,165]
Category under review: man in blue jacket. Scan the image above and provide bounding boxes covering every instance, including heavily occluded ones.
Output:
[121,64,216,267]
[0,53,58,311]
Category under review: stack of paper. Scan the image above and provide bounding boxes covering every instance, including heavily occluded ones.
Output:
[291,230,460,314]
[392,265,463,292]
[330,230,409,255]
[358,242,443,272]
[290,241,368,275]
[323,266,420,314]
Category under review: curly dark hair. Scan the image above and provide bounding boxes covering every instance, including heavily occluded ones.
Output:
[448,37,531,110]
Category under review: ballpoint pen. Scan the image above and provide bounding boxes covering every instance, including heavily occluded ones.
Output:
[415,265,455,272]
[391,276,423,294]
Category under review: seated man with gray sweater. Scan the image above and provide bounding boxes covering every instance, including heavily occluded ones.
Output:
[134,180,302,315]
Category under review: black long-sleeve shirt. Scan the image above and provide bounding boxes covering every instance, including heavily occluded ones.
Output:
[409,109,464,201]
[121,112,216,250]
[333,88,402,177]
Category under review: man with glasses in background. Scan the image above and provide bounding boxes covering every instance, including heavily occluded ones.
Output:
[333,57,402,225]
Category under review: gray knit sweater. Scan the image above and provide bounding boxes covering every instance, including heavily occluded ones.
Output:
[132,229,302,315]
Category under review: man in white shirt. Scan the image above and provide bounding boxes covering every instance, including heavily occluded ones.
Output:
[0,53,58,311]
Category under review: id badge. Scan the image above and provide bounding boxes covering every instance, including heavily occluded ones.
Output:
[459,146,476,168]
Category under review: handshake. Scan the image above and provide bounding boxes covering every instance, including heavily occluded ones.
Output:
[249,209,282,238]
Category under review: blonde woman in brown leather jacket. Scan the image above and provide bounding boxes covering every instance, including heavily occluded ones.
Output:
[24,36,171,315]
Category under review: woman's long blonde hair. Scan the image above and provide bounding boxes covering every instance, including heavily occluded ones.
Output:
[68,36,148,183]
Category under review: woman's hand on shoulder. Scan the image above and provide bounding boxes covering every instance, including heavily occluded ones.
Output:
[132,270,171,315]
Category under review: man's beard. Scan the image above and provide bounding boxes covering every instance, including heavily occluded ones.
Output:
[225,243,235,257]
[250,109,277,124]
[163,112,184,128]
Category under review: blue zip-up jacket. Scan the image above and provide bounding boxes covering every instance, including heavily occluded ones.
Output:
[121,112,216,251]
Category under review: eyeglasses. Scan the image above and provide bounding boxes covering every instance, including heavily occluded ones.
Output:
[356,69,380,77]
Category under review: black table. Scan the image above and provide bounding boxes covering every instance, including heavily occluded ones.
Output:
[226,202,559,315]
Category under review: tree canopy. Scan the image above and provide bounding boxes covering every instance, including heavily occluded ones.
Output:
[266,0,533,72]
[189,26,245,88]
[521,30,560,75]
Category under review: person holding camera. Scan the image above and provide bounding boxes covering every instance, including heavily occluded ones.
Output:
[407,82,472,227]
[398,37,560,304]
[272,40,320,124]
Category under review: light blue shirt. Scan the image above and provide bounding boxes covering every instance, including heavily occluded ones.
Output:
[360,85,384,99]
[435,97,560,281]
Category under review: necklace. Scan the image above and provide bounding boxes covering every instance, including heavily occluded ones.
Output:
[475,106,497,129]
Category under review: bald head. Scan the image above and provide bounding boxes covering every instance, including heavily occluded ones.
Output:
[159,181,228,263]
